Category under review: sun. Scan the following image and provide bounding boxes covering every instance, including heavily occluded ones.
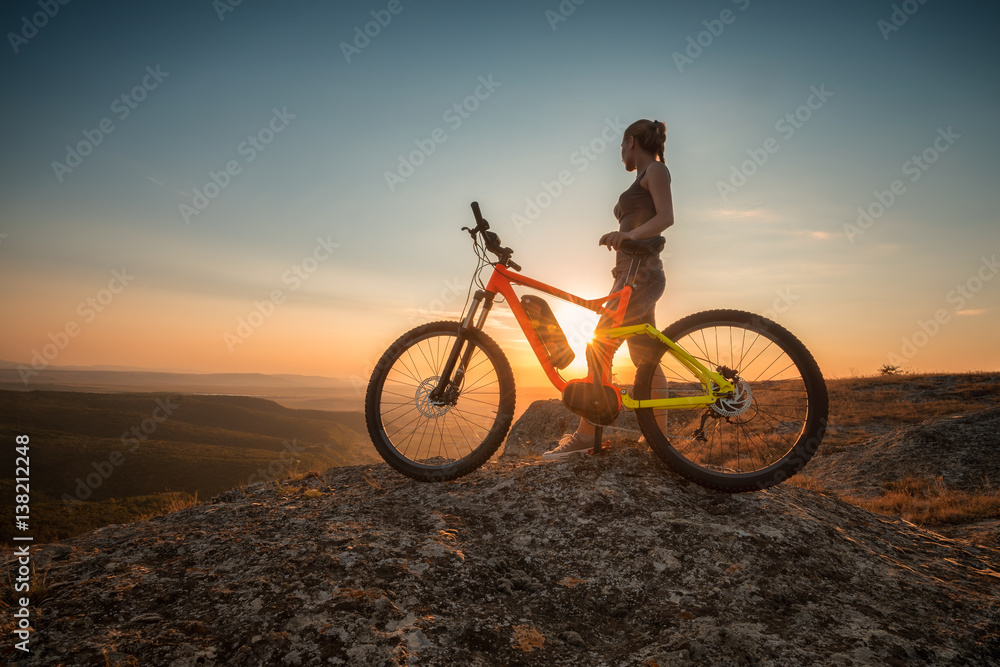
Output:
[550,301,614,377]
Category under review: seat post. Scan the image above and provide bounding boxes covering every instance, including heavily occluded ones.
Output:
[622,256,640,286]
[591,425,604,454]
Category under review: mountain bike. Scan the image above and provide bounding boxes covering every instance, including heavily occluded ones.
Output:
[365,202,828,492]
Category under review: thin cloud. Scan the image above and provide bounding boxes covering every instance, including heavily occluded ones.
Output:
[702,206,830,240]
[707,204,775,222]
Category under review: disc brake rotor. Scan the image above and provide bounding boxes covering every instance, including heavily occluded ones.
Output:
[414,376,453,418]
[711,377,754,418]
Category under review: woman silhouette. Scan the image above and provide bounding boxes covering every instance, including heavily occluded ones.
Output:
[544,118,673,459]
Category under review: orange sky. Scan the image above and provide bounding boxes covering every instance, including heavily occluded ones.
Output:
[4,246,998,388]
[3,3,999,387]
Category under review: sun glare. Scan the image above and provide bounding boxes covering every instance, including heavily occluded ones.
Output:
[551,301,599,376]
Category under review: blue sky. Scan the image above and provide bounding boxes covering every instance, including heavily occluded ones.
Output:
[2,0,998,384]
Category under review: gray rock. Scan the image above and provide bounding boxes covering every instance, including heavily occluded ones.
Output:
[7,399,1000,666]
[806,406,1000,497]
[501,398,642,459]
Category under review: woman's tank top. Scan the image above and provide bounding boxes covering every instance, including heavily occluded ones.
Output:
[612,164,671,277]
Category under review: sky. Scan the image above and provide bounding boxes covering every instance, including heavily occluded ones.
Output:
[2,0,998,391]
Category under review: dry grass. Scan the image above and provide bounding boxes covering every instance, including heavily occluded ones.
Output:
[784,474,830,494]
[1,560,56,610]
[818,372,1000,455]
[286,469,323,484]
[842,476,1000,527]
[828,372,1000,426]
[135,491,200,521]
[806,373,1000,535]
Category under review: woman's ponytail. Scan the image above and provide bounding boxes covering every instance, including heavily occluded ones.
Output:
[625,118,666,162]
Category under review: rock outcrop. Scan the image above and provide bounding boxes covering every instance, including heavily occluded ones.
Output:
[5,414,1000,665]
[500,398,641,460]
[805,406,1000,497]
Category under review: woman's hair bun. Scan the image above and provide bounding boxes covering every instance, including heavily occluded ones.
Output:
[625,118,667,162]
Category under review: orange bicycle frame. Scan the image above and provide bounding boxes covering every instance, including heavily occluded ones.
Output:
[479,264,631,392]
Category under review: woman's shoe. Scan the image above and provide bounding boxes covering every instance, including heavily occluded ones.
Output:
[541,432,594,460]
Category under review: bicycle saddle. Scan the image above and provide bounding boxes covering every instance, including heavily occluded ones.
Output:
[620,236,665,257]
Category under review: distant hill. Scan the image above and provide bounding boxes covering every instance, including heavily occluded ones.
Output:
[0,390,381,542]
[0,360,562,417]
[0,365,364,411]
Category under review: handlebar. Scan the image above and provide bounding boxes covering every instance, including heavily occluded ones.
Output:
[464,201,521,271]
[471,201,485,228]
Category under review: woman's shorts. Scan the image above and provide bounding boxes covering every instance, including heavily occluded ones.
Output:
[596,268,666,366]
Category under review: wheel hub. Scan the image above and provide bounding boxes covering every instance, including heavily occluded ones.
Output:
[414,377,453,418]
[711,377,753,418]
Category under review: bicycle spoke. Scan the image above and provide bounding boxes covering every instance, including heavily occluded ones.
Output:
[646,322,814,476]
[373,328,509,469]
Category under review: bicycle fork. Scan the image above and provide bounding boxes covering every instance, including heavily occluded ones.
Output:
[427,290,495,406]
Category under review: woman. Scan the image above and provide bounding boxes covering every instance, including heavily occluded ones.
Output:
[543,118,673,459]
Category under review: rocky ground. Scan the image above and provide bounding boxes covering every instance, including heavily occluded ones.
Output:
[4,373,999,665]
[3,450,999,664]
[798,372,1000,547]
[804,407,1000,497]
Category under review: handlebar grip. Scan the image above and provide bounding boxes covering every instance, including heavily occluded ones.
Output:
[471,201,487,229]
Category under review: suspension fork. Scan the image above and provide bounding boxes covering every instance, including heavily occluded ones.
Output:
[428,290,496,404]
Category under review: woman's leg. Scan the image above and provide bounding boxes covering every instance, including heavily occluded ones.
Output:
[548,269,666,456]
[549,275,623,455]
[625,270,668,435]
[650,363,668,432]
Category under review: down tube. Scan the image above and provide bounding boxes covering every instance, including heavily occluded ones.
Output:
[486,272,569,392]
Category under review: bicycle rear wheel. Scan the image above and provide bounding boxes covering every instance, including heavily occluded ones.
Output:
[634,309,827,492]
[365,321,516,482]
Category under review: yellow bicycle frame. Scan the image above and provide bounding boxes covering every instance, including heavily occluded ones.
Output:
[594,323,736,409]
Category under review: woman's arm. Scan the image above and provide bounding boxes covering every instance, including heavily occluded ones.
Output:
[600,162,674,250]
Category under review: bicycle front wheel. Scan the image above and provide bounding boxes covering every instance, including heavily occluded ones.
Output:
[634,309,828,492]
[365,321,516,482]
